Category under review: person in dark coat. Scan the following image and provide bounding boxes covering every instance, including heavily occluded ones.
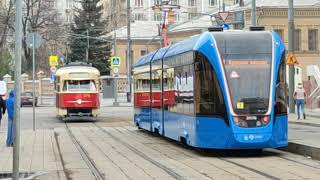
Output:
[0,95,6,126]
[6,90,14,147]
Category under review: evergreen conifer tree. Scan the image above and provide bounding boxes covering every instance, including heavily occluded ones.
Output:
[69,0,111,75]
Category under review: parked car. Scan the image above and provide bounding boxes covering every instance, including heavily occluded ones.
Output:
[21,92,37,107]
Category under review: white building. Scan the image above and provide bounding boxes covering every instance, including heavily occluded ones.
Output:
[131,0,237,22]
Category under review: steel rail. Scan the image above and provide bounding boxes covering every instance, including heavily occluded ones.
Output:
[93,123,184,180]
[65,123,105,180]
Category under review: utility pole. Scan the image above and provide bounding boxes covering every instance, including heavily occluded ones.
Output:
[113,0,119,106]
[127,0,132,102]
[13,0,22,179]
[288,0,295,113]
[251,0,256,26]
[86,29,89,63]
[32,33,36,132]
[223,0,226,12]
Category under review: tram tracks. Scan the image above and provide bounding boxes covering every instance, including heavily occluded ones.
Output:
[64,122,105,180]
[121,127,278,180]
[92,123,185,180]
[63,122,320,180]
[121,126,320,180]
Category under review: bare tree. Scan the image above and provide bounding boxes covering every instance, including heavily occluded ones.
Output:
[21,0,63,73]
[0,0,14,50]
[1,0,65,74]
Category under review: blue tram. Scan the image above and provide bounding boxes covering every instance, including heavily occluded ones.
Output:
[133,28,288,149]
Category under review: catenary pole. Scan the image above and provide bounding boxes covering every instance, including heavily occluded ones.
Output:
[32,33,36,131]
[127,0,132,102]
[251,0,256,26]
[113,0,119,106]
[13,0,23,178]
[86,29,89,63]
[288,0,295,113]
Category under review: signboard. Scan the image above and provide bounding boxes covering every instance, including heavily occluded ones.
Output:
[214,12,235,26]
[0,81,7,96]
[26,33,43,49]
[50,73,56,83]
[49,56,59,67]
[286,53,299,65]
[50,66,57,73]
[111,56,121,67]
[113,67,119,74]
[230,70,240,79]
[218,12,230,22]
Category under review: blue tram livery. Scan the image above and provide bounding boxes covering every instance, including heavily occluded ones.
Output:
[133,28,288,149]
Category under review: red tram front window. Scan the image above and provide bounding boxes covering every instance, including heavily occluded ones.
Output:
[63,80,97,92]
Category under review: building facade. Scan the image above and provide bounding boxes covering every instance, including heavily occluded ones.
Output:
[244,7,320,81]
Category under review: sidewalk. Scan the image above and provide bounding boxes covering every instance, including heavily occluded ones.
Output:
[0,118,66,179]
[287,113,320,160]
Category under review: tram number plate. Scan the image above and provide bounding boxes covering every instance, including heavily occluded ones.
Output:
[246,116,257,121]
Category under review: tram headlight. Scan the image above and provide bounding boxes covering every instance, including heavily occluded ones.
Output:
[233,116,248,127]
[233,116,240,125]
[261,116,270,124]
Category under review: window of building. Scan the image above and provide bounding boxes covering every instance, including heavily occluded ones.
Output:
[274,29,284,40]
[294,29,301,51]
[188,13,197,19]
[171,0,179,5]
[194,52,227,118]
[209,0,216,6]
[308,29,318,51]
[175,14,180,22]
[135,0,143,7]
[154,13,162,21]
[188,0,196,6]
[134,13,145,21]
[140,50,147,56]
[154,0,161,5]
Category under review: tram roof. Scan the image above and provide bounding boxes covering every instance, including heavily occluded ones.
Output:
[134,30,275,67]
[56,66,100,76]
[134,35,200,67]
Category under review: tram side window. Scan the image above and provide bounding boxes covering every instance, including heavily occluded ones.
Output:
[275,55,288,115]
[133,72,151,107]
[194,52,226,117]
[152,70,162,109]
[168,64,194,115]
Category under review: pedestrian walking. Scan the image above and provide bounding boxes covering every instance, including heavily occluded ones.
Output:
[6,90,14,147]
[0,95,6,126]
[294,83,306,120]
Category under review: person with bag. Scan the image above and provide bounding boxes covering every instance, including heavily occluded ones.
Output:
[294,83,306,120]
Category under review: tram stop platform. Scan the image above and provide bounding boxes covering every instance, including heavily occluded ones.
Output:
[287,109,320,160]
[0,119,66,179]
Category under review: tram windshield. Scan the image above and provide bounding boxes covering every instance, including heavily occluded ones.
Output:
[63,80,97,92]
[214,32,273,115]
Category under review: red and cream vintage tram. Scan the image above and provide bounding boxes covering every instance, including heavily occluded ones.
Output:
[55,63,100,120]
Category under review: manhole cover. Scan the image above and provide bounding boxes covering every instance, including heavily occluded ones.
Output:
[0,171,47,179]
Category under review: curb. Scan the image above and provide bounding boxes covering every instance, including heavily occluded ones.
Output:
[306,113,320,119]
[289,121,320,127]
[285,142,320,161]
